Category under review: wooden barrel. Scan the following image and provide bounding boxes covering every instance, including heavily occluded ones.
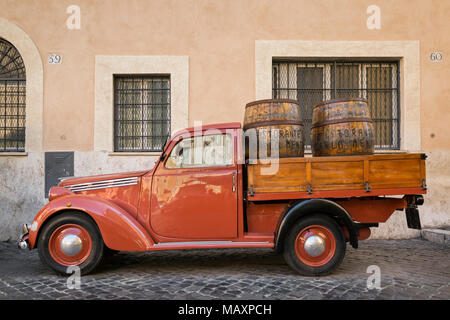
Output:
[311,98,374,156]
[243,99,304,159]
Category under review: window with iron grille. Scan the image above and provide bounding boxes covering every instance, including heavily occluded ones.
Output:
[114,75,171,152]
[0,38,26,152]
[272,60,400,150]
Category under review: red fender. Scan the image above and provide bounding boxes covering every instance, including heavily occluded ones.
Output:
[28,190,154,251]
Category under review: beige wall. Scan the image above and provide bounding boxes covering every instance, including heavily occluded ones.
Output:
[0,0,449,240]
[1,0,449,151]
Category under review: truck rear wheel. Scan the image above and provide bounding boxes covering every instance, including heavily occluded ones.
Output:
[37,212,104,276]
[283,214,346,276]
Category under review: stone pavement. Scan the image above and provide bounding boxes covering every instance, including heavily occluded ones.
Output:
[0,239,448,300]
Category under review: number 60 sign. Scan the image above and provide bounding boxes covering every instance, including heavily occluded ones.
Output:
[430,52,443,62]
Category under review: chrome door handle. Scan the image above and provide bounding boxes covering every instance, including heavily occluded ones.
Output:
[232,172,236,192]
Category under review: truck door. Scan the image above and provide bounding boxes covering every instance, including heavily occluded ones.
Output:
[150,132,238,239]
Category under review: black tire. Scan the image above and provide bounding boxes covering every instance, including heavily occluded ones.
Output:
[37,212,104,276]
[283,214,346,276]
[103,247,119,257]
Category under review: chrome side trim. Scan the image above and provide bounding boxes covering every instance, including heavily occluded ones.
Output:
[65,177,138,192]
[68,182,138,192]
[154,241,271,247]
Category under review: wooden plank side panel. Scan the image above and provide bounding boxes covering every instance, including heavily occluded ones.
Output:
[247,153,426,196]
[369,159,423,189]
[311,161,364,190]
[252,162,307,193]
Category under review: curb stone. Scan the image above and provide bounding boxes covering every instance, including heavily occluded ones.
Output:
[421,228,450,245]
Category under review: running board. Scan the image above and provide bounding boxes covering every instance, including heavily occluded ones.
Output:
[151,241,274,251]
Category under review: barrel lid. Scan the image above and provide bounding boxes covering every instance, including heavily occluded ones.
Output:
[245,98,300,108]
[313,97,368,108]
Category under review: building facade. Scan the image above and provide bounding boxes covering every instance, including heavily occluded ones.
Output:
[0,0,449,241]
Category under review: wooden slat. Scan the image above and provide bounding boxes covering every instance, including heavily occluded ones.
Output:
[252,162,306,193]
[369,159,422,189]
[363,159,369,184]
[311,161,364,188]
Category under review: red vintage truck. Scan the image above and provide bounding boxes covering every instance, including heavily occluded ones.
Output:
[18,122,427,276]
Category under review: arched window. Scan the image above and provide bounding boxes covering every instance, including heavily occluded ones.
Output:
[0,38,26,151]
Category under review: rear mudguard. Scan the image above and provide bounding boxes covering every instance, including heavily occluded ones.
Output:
[28,193,154,251]
[275,199,358,252]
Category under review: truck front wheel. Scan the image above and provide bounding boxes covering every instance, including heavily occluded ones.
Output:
[283,214,346,276]
[37,212,104,276]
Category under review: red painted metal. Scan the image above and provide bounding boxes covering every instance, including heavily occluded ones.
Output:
[336,197,406,223]
[246,202,289,233]
[48,186,74,201]
[150,168,238,239]
[342,226,371,241]
[58,171,147,219]
[48,224,92,266]
[149,126,239,239]
[295,225,336,267]
[170,122,241,138]
[357,227,371,241]
[27,194,154,251]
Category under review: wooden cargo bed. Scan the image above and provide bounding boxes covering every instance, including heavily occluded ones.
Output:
[246,153,427,201]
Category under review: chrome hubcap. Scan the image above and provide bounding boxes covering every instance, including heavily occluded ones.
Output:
[60,234,82,256]
[304,235,325,257]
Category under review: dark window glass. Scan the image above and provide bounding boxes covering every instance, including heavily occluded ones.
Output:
[273,60,400,150]
[0,38,26,152]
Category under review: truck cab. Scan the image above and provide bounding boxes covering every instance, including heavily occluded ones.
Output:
[19,122,426,276]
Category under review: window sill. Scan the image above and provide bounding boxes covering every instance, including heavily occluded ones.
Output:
[303,150,408,157]
[0,152,28,156]
[373,150,408,154]
[108,152,161,156]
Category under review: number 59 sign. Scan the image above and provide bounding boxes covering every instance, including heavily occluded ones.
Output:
[48,54,62,64]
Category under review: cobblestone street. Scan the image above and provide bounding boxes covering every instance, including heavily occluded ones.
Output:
[0,239,448,300]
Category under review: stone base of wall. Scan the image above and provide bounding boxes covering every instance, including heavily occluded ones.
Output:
[1,150,449,241]
[74,151,160,177]
[0,152,45,241]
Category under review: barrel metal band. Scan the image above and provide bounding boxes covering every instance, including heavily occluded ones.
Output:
[243,120,304,131]
[311,117,373,129]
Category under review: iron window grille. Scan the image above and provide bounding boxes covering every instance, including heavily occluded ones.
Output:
[273,60,400,150]
[114,75,171,152]
[0,38,26,152]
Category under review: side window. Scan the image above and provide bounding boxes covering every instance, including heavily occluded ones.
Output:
[166,134,233,168]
